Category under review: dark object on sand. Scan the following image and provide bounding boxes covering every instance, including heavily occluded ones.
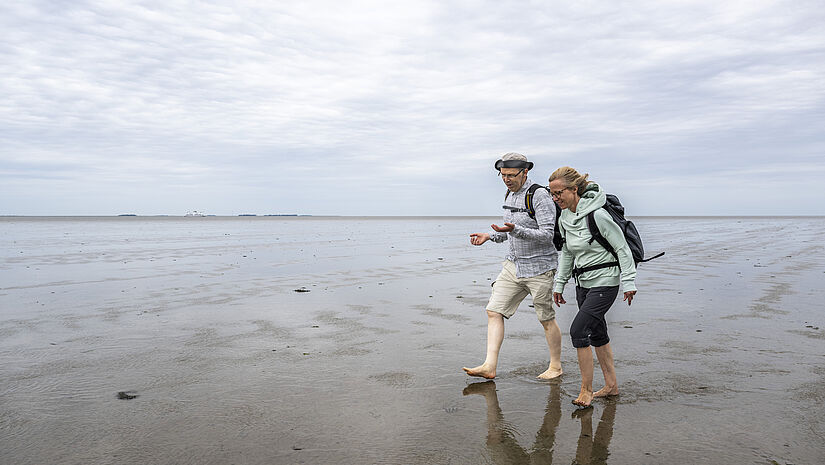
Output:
[294,288,310,293]
[117,391,138,400]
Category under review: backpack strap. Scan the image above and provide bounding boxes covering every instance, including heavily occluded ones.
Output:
[572,260,620,280]
[525,184,546,219]
[586,210,617,260]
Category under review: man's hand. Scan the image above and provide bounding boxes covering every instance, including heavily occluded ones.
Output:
[623,290,636,306]
[469,232,490,246]
[553,292,566,307]
[491,223,515,233]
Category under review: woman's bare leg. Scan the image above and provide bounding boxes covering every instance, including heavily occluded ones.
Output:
[573,346,594,407]
[593,343,619,397]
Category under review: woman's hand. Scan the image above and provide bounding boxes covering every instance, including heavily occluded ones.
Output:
[623,290,636,306]
[553,292,566,307]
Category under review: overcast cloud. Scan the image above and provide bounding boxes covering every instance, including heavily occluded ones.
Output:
[1,0,823,216]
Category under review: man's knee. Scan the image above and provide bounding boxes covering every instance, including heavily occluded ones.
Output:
[486,310,504,320]
[540,318,558,330]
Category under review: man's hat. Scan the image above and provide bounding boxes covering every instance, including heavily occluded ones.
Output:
[494,152,533,171]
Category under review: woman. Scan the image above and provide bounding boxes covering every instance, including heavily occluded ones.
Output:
[549,167,637,408]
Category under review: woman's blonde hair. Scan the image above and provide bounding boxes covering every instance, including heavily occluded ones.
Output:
[549,166,591,195]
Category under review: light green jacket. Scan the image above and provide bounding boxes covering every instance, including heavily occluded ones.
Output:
[553,183,637,293]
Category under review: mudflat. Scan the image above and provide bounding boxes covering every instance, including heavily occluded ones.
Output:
[1,216,824,464]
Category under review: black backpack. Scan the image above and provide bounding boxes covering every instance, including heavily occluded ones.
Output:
[506,184,565,250]
[560,193,665,280]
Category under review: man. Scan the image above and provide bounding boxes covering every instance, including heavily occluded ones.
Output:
[463,152,563,380]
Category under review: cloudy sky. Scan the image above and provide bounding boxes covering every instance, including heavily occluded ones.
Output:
[1,0,823,216]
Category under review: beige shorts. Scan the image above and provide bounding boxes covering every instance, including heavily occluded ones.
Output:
[487,260,556,321]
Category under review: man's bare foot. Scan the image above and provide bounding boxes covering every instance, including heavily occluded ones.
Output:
[594,386,619,397]
[537,367,563,380]
[573,388,594,408]
[462,364,496,379]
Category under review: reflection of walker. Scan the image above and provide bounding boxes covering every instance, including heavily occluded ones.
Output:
[463,380,617,463]
[573,400,616,465]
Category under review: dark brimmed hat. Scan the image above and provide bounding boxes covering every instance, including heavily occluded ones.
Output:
[494,152,533,171]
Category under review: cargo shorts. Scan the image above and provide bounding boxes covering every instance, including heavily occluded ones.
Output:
[486,260,556,321]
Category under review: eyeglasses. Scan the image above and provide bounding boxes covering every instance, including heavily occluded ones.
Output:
[550,188,569,198]
[498,170,524,180]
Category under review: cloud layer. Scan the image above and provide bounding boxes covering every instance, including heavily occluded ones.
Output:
[1,0,823,215]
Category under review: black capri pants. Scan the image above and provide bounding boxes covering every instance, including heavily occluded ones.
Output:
[570,286,620,349]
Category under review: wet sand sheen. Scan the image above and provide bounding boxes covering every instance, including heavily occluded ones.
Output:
[1,216,825,464]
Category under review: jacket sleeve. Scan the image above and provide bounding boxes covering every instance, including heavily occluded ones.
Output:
[553,221,573,293]
[510,188,555,243]
[593,209,637,292]
[489,231,508,242]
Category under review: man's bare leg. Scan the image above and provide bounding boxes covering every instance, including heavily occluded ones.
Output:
[573,346,594,407]
[463,311,504,379]
[537,318,563,379]
[593,343,619,397]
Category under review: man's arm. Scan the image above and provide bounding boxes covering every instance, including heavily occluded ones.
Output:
[489,230,507,242]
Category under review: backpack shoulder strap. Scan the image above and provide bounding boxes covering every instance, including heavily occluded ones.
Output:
[586,209,617,259]
[525,184,546,218]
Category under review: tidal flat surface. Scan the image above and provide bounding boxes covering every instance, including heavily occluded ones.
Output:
[1,216,824,464]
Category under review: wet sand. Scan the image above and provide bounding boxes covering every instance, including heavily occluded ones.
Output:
[1,216,825,464]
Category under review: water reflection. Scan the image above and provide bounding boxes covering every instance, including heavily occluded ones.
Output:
[463,381,615,464]
[572,402,615,465]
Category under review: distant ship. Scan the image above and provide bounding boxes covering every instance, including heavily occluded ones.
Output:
[185,211,206,217]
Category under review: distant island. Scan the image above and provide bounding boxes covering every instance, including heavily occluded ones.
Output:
[117,214,137,216]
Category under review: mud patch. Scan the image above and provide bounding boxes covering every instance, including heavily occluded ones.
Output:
[418,306,471,323]
[332,346,372,356]
[369,371,414,388]
[662,340,730,357]
[506,331,534,340]
[786,329,825,340]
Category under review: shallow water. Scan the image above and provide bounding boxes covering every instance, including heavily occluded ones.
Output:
[1,216,825,464]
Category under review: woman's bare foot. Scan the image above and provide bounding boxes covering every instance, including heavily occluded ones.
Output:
[537,367,563,380]
[594,385,619,397]
[573,387,594,408]
[463,364,496,379]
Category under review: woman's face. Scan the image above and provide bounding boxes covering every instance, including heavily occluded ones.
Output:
[549,179,576,210]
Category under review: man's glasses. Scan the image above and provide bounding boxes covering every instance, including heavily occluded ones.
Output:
[498,170,524,180]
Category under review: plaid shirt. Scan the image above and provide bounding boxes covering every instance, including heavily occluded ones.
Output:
[489,178,558,278]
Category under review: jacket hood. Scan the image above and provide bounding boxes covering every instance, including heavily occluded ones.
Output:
[572,183,605,217]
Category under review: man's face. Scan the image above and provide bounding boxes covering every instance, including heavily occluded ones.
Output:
[500,168,527,192]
